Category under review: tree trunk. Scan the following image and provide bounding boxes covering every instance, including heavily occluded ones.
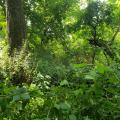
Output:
[6,0,26,54]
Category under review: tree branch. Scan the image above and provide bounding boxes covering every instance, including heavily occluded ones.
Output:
[110,26,120,45]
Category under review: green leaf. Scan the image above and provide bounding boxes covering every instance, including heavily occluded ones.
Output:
[13,95,20,101]
[85,75,94,80]
[85,70,96,80]
[60,101,71,110]
[95,64,110,74]
[83,116,91,120]
[13,87,27,94]
[54,104,60,110]
[73,63,88,68]
[69,114,76,120]
[60,80,69,86]
[44,118,51,120]
[16,102,22,110]
[21,93,30,100]
[74,89,83,96]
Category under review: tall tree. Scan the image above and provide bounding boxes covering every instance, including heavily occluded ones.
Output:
[6,0,26,54]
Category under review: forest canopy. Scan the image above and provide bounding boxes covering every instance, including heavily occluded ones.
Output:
[0,0,120,119]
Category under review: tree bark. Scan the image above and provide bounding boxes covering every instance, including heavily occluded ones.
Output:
[6,0,26,54]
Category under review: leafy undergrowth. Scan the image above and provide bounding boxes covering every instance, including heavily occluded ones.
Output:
[0,55,120,120]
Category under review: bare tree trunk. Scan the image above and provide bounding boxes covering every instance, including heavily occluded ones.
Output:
[6,0,26,54]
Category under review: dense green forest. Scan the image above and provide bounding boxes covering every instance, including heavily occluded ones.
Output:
[0,0,120,119]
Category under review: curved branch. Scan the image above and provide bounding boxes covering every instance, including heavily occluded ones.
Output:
[110,26,120,45]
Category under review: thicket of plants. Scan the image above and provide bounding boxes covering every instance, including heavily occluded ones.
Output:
[0,0,120,120]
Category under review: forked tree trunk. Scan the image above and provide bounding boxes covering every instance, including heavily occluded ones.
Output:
[6,0,26,54]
